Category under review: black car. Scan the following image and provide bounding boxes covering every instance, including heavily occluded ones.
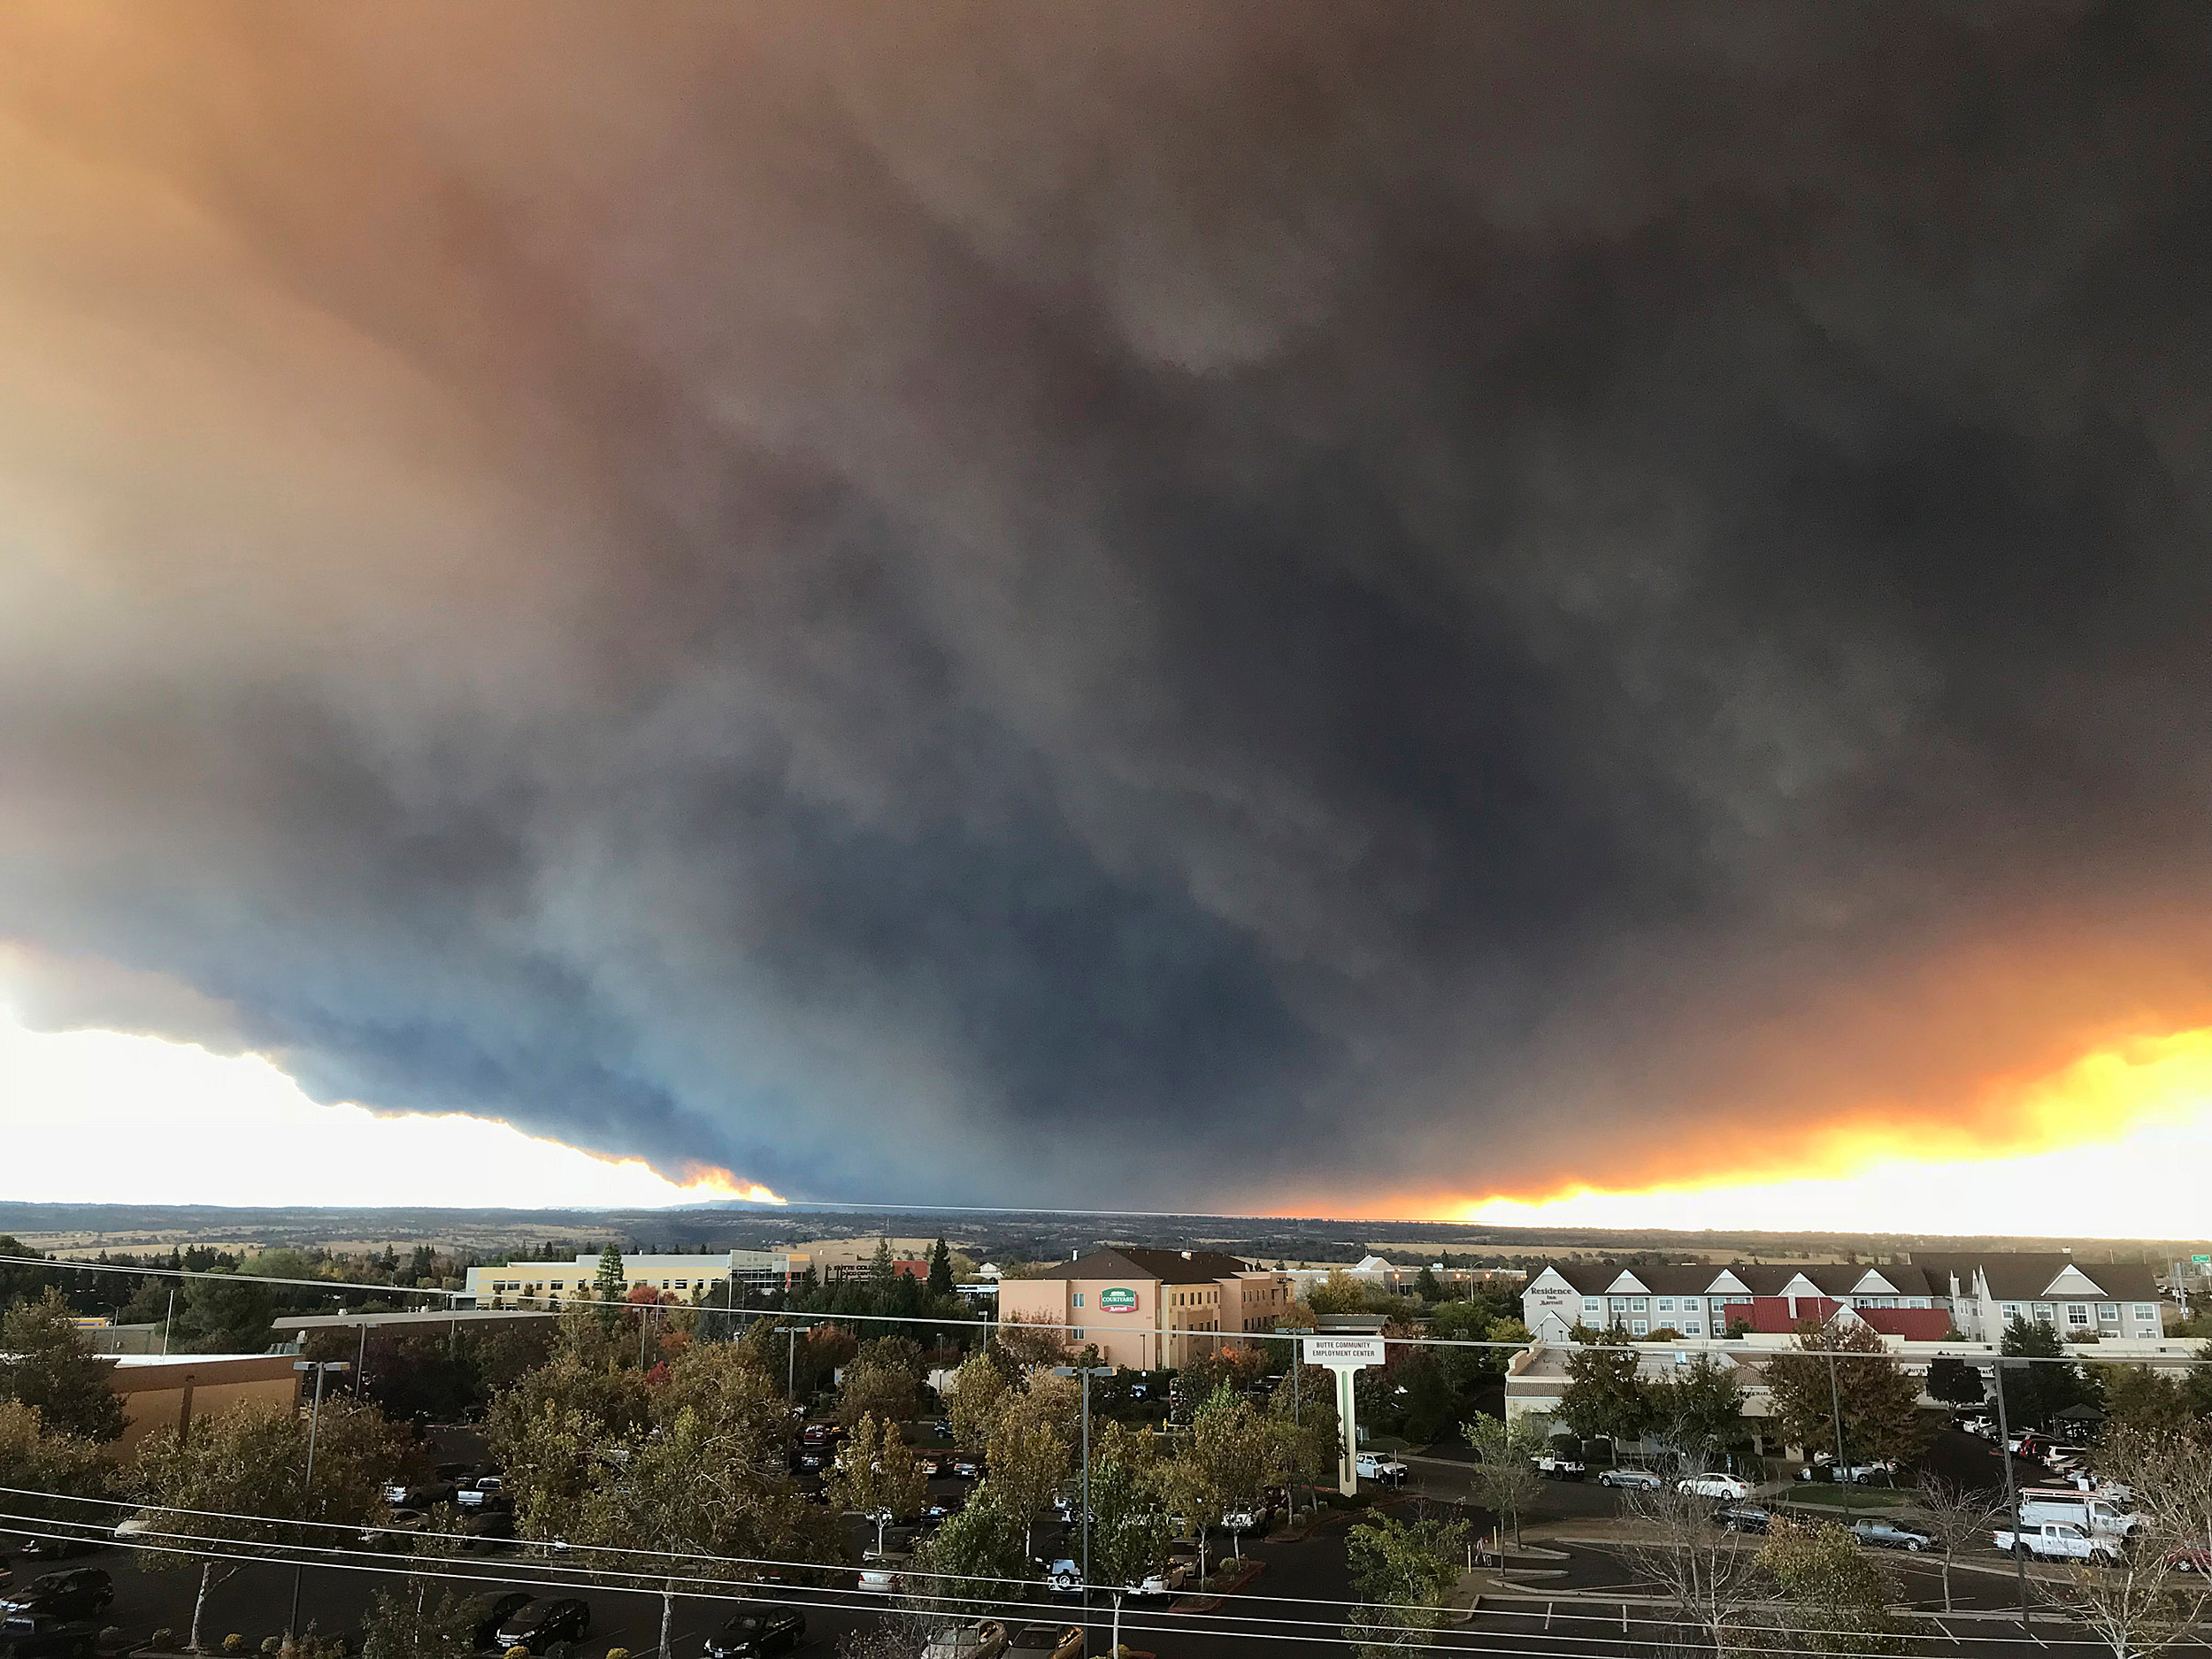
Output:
[0,1572,111,1621]
[1713,1504,1772,1534]
[703,1606,806,1658]
[0,1614,99,1659]
[493,1597,591,1651]
[459,1592,534,1651]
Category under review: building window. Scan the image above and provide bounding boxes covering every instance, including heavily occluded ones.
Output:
[1071,1328,1085,1341]
[2133,1304,2157,1322]
[1632,1298,1647,1312]
[1681,1298,1701,1312]
[2096,1303,2118,1324]
[1632,1320,1648,1336]
[1684,1321,1703,1335]
[1657,1298,1674,1312]
[2003,1302,2023,1319]
[1582,1298,1601,1314]
[1073,1293,1085,1310]
[2065,1304,2090,1327]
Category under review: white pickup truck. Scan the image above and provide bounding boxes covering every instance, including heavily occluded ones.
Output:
[1993,1522,2124,1563]
[1532,1454,1586,1480]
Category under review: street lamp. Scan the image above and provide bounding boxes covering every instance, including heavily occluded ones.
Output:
[288,1360,352,1641]
[774,1325,807,1402]
[1051,1364,1115,1597]
[1276,1327,1316,1524]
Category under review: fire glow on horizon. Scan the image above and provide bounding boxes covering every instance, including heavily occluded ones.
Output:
[1421,1028,2212,1239]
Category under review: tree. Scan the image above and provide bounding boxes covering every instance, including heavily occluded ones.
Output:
[0,1289,125,1441]
[1757,1521,1911,1655]
[1268,1368,1339,1523]
[1557,1341,1650,1448]
[1413,1267,1442,1304]
[0,1401,112,1538]
[357,1586,480,1659]
[486,1341,653,1541]
[946,1354,1010,1450]
[906,1485,1029,1623]
[1645,1353,1746,1471]
[1617,1482,1768,1659]
[135,1396,407,1653]
[927,1240,956,1300]
[1180,1387,1274,1562]
[2102,1365,2193,1435]
[1998,1317,2099,1428]
[991,1317,1068,1371]
[829,1412,929,1552]
[2062,1422,2212,1659]
[1763,1320,1926,1465]
[984,1402,1071,1560]
[1925,1357,1985,1409]
[840,1362,919,1429]
[594,1245,626,1330]
[572,1342,824,1659]
[1085,1431,1172,1659]
[1460,1413,1547,1552]
[1911,1475,2002,1613]
[1340,1511,1469,1659]
[177,1272,275,1355]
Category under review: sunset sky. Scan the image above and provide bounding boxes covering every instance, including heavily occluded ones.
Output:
[3,6,2211,1225]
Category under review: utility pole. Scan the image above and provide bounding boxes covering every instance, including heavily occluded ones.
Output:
[1053,1364,1112,1597]
[288,1360,351,1641]
[161,1289,174,1357]
[1824,1341,1851,1517]
[1990,1356,2030,1628]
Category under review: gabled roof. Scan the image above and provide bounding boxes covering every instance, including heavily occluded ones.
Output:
[1033,1247,1249,1286]
[1605,1271,1649,1294]
[1909,1252,2160,1302]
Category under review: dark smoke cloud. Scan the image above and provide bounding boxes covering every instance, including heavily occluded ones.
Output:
[2,3,2209,1208]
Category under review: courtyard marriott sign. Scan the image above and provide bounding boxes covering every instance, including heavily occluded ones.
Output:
[1099,1287,1138,1310]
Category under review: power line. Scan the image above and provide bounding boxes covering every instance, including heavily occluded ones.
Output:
[0,1488,2106,1652]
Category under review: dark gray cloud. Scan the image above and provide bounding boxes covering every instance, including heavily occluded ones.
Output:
[2,3,2209,1208]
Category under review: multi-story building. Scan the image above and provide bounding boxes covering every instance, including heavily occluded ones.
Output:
[995,1247,1296,1371]
[1521,1252,2165,1346]
[464,1248,803,1307]
[1909,1253,2165,1343]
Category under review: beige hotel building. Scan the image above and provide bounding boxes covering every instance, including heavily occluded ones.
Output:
[995,1247,1295,1371]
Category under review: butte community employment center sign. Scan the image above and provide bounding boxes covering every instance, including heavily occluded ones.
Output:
[1302,1336,1387,1494]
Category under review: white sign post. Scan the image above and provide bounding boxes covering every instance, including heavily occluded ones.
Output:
[1303,1336,1386,1495]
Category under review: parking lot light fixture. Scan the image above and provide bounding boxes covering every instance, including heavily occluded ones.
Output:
[288,1360,352,1640]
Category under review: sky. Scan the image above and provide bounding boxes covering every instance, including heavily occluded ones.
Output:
[3,5,2211,1226]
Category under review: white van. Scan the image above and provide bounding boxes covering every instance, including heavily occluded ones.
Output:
[2018,1491,2139,1538]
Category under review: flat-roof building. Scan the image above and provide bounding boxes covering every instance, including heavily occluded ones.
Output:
[996,1247,1295,1371]
[464,1248,802,1307]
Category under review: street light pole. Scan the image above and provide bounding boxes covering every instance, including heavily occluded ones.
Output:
[1053,1364,1112,1600]
[1823,1342,1852,1517]
[288,1360,351,1641]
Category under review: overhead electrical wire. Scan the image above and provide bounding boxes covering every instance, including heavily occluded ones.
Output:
[0,1488,2106,1652]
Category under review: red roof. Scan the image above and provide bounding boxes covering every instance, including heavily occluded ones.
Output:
[1717,1294,1841,1333]
[1854,1307,1953,1340]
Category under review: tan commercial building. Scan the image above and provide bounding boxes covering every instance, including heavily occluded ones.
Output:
[996,1248,1295,1371]
[105,1355,303,1454]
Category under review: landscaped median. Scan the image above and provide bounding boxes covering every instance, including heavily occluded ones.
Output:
[1168,1555,1267,1612]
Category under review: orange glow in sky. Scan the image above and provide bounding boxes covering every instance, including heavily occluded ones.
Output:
[1414,1028,2212,1237]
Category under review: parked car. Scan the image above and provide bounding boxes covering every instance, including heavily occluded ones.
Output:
[1598,1469,1661,1491]
[1041,1559,1083,1599]
[0,1614,100,1659]
[1221,1505,1272,1533]
[858,1552,908,1593]
[1713,1505,1772,1534]
[3,1542,88,1565]
[1119,1564,1184,1602]
[921,1621,1008,1659]
[381,1480,458,1509]
[2162,1546,2212,1574]
[492,1597,592,1650]
[0,1573,111,1622]
[1851,1519,1935,1553]
[1678,1475,1755,1501]
[458,1592,534,1651]
[800,1425,843,1448]
[950,1453,987,1479]
[1355,1452,1407,1484]
[932,1419,955,1438]
[1993,1524,2121,1563]
[457,1476,505,1509]
[1008,1624,1083,1659]
[917,1453,949,1478]
[1532,1455,1586,1481]
[703,1606,806,1658]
